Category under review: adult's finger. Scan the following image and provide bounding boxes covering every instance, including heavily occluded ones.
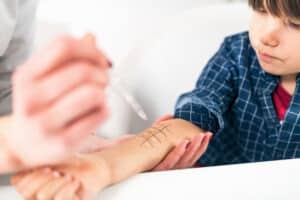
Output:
[14,34,110,83]
[10,170,33,185]
[24,61,108,115]
[62,106,108,147]
[37,83,105,132]
[36,175,72,200]
[82,33,112,68]
[14,169,52,192]
[19,170,56,199]
[54,179,81,200]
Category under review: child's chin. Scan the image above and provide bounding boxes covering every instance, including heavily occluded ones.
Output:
[259,62,283,76]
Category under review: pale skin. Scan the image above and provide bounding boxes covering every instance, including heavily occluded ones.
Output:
[12,3,300,199]
[12,4,300,199]
[0,33,207,174]
[249,1,300,95]
[155,1,300,170]
[12,119,212,200]
[75,114,212,173]
[143,0,300,170]
[117,114,213,171]
[0,34,112,174]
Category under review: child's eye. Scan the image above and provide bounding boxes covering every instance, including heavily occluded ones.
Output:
[255,7,267,14]
[288,21,300,30]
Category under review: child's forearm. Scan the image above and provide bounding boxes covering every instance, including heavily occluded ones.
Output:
[91,119,204,188]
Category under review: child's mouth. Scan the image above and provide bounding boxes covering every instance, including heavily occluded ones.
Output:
[258,51,279,63]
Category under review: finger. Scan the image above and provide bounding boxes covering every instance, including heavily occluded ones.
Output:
[79,189,97,200]
[25,61,108,115]
[54,179,81,200]
[62,106,108,147]
[16,34,109,82]
[174,134,205,169]
[36,174,72,200]
[75,186,98,200]
[38,83,106,132]
[152,140,189,171]
[190,132,213,166]
[19,169,57,199]
[14,168,52,192]
[11,170,33,185]
[153,114,173,125]
[81,33,112,68]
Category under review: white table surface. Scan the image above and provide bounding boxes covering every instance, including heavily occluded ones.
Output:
[1,159,299,199]
[98,159,300,200]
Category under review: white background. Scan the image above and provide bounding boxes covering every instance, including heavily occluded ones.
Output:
[36,0,240,63]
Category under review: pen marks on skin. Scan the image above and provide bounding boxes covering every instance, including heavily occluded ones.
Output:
[139,124,172,148]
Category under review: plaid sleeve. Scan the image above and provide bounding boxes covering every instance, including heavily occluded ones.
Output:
[174,38,237,133]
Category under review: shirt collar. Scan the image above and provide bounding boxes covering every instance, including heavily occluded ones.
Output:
[252,55,279,95]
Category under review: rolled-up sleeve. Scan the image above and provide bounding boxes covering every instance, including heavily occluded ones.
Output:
[174,39,237,134]
[0,0,37,115]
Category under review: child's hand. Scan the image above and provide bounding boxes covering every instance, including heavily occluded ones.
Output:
[11,154,107,200]
[151,114,212,171]
[152,132,212,171]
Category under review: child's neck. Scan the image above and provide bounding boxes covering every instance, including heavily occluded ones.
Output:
[280,74,297,95]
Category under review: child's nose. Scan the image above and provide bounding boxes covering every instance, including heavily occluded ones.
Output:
[260,33,279,47]
[259,18,282,48]
[260,16,284,47]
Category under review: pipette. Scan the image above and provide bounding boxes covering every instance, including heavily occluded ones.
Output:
[71,26,148,120]
[109,74,148,120]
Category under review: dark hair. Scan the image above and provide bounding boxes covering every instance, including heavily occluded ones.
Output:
[248,0,300,19]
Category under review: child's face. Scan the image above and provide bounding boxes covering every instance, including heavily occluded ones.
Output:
[249,8,300,76]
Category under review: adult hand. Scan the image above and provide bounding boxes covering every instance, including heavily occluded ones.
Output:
[11,154,105,200]
[4,34,111,168]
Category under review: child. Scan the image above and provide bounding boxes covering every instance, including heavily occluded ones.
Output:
[12,0,300,198]
[175,0,300,166]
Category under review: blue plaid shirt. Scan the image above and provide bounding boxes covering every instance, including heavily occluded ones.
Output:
[174,31,300,167]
